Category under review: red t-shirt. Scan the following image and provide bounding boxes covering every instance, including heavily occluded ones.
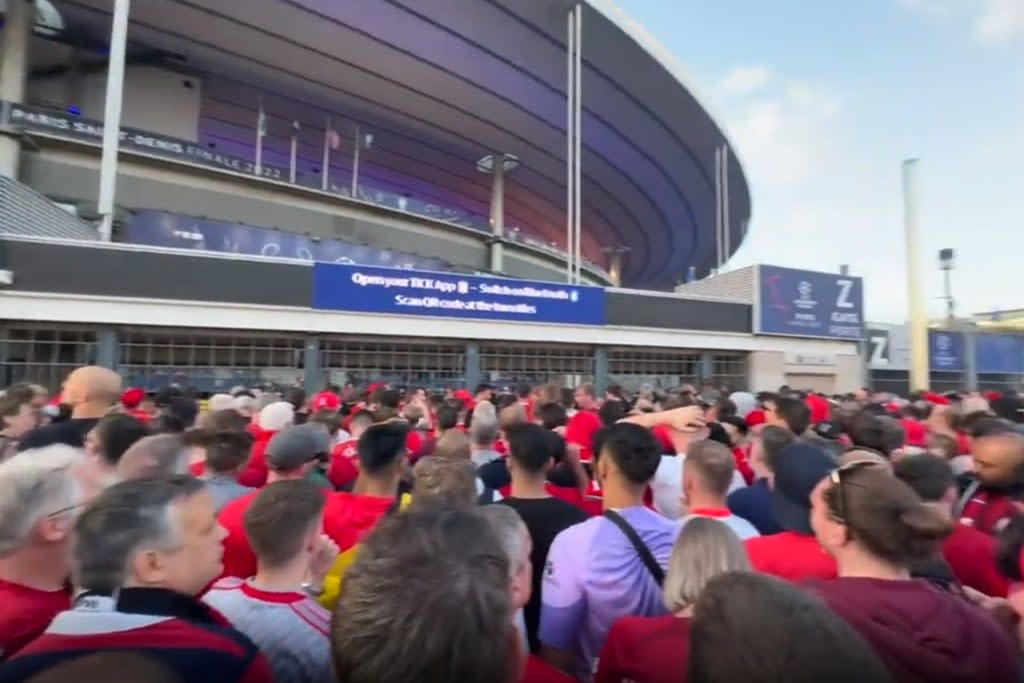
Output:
[218,490,262,579]
[220,488,396,579]
[327,439,360,490]
[238,429,277,488]
[943,522,1009,597]
[189,461,206,477]
[651,425,674,454]
[565,410,602,463]
[956,432,971,455]
[0,579,70,661]
[595,615,691,683]
[321,492,397,552]
[744,532,838,581]
[522,655,574,683]
[958,488,1021,536]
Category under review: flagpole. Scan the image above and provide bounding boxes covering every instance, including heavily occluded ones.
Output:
[351,124,360,196]
[289,120,299,184]
[321,115,331,191]
[255,98,265,175]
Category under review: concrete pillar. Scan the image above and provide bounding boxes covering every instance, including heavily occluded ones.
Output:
[489,155,505,274]
[95,327,120,371]
[963,326,978,391]
[699,352,714,383]
[0,0,33,178]
[464,342,482,391]
[593,347,609,393]
[303,336,323,396]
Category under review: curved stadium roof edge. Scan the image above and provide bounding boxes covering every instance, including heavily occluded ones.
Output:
[37,0,752,289]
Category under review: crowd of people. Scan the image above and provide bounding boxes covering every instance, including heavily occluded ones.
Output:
[2,366,1024,682]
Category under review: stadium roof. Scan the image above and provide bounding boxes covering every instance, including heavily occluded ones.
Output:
[46,0,751,289]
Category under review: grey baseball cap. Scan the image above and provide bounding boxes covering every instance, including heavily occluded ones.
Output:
[265,424,332,472]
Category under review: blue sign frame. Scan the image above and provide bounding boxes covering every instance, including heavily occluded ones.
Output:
[928,330,964,372]
[312,263,606,326]
[755,265,864,340]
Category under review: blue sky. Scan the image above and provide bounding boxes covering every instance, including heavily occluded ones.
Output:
[615,0,1024,323]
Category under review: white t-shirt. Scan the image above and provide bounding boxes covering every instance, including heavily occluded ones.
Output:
[651,454,747,521]
[680,512,760,540]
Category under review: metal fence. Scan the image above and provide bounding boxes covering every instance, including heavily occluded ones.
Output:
[0,323,97,390]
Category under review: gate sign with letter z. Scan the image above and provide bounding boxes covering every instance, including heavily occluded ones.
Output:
[867,329,890,367]
[755,265,864,340]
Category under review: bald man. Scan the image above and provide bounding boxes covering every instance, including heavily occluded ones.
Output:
[955,422,1024,535]
[18,367,122,452]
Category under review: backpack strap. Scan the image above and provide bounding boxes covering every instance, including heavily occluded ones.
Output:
[603,510,665,587]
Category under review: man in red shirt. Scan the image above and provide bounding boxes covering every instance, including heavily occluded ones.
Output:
[219,424,331,579]
[0,446,83,661]
[327,411,373,490]
[566,383,601,463]
[744,443,838,581]
[955,421,1024,534]
[3,476,272,683]
[323,421,409,552]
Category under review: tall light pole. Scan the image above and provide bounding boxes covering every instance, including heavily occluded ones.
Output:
[938,248,956,328]
[903,159,929,391]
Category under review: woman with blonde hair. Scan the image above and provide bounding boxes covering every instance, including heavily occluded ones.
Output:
[595,518,751,683]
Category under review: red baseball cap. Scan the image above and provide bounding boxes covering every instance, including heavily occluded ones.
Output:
[122,387,145,409]
[311,391,341,412]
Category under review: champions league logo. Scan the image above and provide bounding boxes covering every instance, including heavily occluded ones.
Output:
[794,280,817,310]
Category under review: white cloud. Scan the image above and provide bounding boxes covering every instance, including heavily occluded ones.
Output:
[900,0,1024,43]
[717,73,841,188]
[973,0,1024,43]
[718,65,773,94]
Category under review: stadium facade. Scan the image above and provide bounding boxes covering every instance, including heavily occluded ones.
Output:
[0,0,864,394]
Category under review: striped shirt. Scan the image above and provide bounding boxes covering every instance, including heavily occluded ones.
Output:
[203,578,333,683]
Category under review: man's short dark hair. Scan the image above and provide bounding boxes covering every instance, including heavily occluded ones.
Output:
[374,389,402,410]
[536,403,568,431]
[436,405,459,432]
[245,480,325,569]
[506,423,558,473]
[203,430,255,474]
[332,504,513,683]
[894,453,955,503]
[594,423,661,486]
[689,572,893,683]
[599,400,628,426]
[846,410,888,453]
[774,396,811,435]
[718,414,748,437]
[357,421,410,475]
[515,383,531,400]
[759,426,796,472]
[93,414,150,467]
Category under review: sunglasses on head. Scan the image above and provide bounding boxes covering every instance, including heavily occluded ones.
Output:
[828,458,885,524]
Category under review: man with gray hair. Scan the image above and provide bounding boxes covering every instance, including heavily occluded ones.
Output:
[1,476,273,683]
[480,505,571,683]
[115,434,191,481]
[0,446,83,661]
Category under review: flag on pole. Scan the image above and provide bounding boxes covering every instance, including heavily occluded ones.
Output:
[255,100,267,174]
[322,116,337,191]
[289,120,300,184]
